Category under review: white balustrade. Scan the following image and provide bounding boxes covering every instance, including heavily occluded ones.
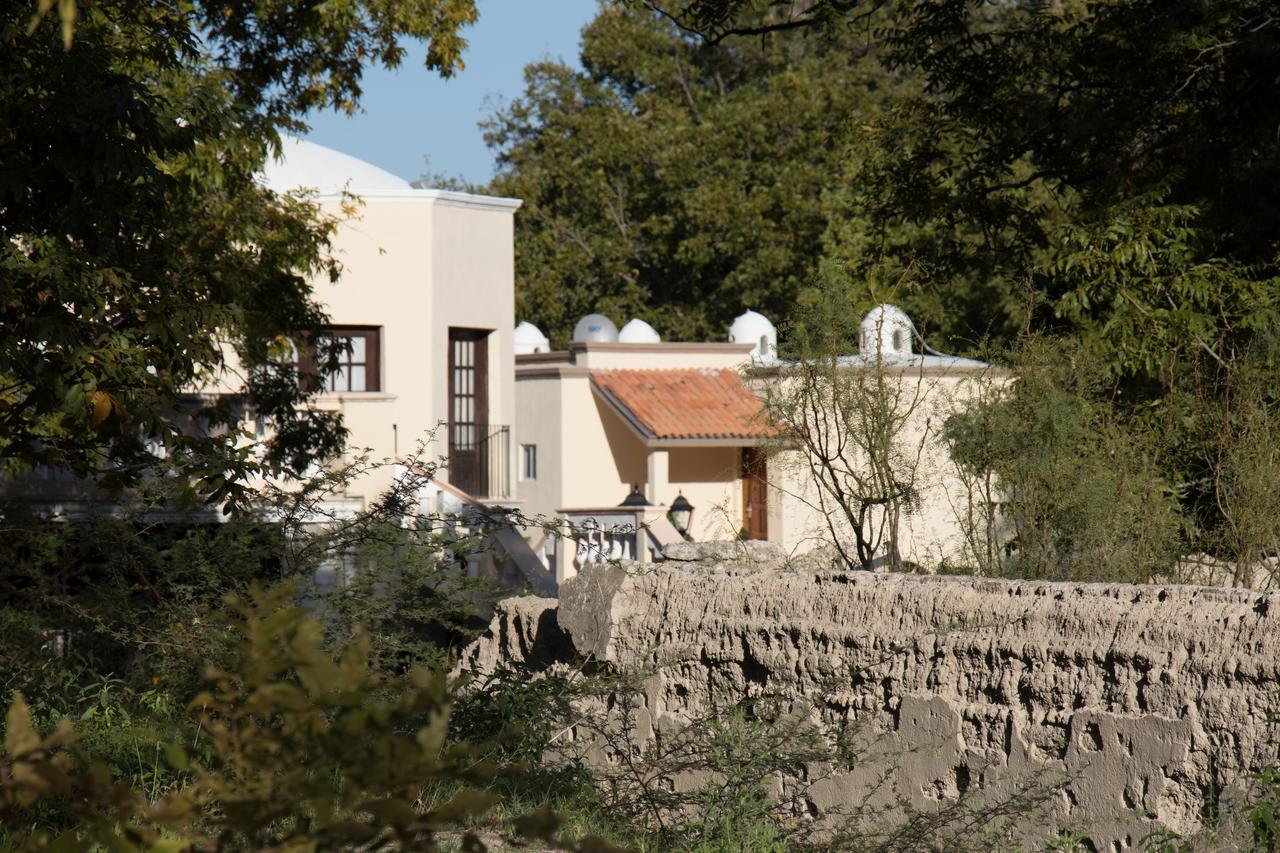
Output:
[562,512,642,572]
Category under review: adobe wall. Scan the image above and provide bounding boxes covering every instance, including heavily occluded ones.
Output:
[461,543,1280,849]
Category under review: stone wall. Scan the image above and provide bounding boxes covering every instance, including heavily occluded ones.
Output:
[460,543,1280,849]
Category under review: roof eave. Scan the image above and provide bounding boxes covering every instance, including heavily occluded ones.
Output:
[590,381,657,443]
[646,436,771,448]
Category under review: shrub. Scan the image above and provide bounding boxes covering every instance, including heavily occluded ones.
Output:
[943,337,1182,582]
[0,583,619,852]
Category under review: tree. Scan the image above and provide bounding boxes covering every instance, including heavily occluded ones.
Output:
[648,0,1280,556]
[1,0,478,505]
[758,266,932,571]
[649,0,1280,345]
[0,584,620,853]
[942,337,1181,582]
[486,5,902,346]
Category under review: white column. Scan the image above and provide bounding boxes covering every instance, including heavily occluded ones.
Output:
[646,449,669,506]
[634,508,650,564]
[555,520,576,584]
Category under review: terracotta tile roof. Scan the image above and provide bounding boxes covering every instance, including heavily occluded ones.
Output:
[590,368,772,441]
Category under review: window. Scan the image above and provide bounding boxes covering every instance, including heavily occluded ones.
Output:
[521,444,537,481]
[307,326,381,392]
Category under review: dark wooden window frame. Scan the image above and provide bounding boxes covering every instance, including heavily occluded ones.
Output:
[299,326,382,393]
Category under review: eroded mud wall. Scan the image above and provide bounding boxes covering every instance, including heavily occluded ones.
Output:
[462,546,1280,849]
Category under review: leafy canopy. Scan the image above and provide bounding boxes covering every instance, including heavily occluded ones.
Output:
[643,0,1280,363]
[1,0,477,503]
[487,5,902,346]
[623,0,1280,550]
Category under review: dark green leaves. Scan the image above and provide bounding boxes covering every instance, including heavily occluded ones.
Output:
[487,6,899,347]
[2,0,478,500]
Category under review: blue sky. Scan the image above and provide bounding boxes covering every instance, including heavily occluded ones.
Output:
[304,0,599,187]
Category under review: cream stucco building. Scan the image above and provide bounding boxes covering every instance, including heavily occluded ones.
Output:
[514,306,997,582]
[0,139,524,517]
[3,135,995,588]
[261,137,523,508]
[515,336,773,572]
[763,304,997,569]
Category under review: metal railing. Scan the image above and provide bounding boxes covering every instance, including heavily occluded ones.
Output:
[447,423,510,500]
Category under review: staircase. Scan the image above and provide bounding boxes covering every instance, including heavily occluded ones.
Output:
[419,478,557,597]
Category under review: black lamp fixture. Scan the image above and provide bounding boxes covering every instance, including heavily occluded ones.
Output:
[669,491,694,534]
[619,483,648,508]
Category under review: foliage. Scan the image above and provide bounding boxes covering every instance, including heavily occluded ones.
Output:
[0,584,552,852]
[452,666,580,770]
[1,0,479,502]
[943,337,1181,582]
[485,5,902,346]
[0,509,288,712]
[0,448,521,816]
[650,0,1280,346]
[1196,345,1280,588]
[1249,763,1280,851]
[636,0,1280,552]
[1046,199,1280,388]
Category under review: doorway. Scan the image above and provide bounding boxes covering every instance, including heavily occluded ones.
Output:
[448,328,490,496]
[741,447,768,541]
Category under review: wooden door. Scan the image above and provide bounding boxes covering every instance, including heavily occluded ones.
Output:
[741,448,768,541]
[448,328,490,496]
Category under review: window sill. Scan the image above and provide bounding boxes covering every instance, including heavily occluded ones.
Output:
[314,392,398,403]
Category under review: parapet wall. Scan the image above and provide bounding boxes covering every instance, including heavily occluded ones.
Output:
[462,544,1280,849]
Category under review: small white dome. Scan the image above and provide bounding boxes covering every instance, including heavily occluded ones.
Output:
[618,318,661,343]
[513,321,551,355]
[572,313,619,343]
[859,304,915,357]
[728,310,777,360]
[261,136,411,195]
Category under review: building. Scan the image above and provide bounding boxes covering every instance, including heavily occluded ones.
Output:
[258,137,523,508]
[515,315,775,578]
[763,303,995,569]
[4,133,994,585]
[515,305,996,581]
[2,138,525,524]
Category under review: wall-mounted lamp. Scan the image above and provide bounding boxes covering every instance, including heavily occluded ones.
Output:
[669,491,694,534]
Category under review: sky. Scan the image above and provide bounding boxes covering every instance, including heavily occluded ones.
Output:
[303,0,599,187]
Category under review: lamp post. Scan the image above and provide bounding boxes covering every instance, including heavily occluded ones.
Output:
[618,483,648,508]
[669,491,694,536]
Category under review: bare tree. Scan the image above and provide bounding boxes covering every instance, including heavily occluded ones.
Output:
[757,269,933,571]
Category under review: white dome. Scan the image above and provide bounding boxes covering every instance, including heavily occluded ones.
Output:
[513,321,551,355]
[728,310,776,360]
[618,318,661,343]
[261,136,411,195]
[572,313,619,343]
[859,304,915,357]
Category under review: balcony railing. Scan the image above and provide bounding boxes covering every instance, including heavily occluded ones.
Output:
[548,507,687,582]
[447,422,510,500]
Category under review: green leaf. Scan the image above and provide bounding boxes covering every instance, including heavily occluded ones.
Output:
[163,743,190,771]
[4,693,39,756]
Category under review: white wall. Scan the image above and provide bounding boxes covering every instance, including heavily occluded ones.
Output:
[303,193,519,504]
[513,374,563,524]
[769,369,1002,567]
